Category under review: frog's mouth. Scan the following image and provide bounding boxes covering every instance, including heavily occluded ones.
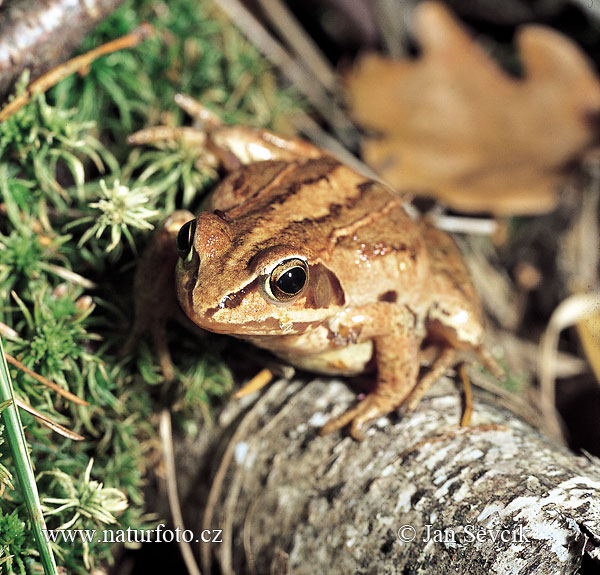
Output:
[176,273,325,336]
[197,316,320,336]
[184,302,323,336]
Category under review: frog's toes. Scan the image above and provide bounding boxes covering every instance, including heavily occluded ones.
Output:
[320,393,400,440]
[319,404,361,437]
[403,393,424,413]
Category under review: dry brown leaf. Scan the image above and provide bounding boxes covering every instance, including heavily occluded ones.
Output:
[346,1,600,215]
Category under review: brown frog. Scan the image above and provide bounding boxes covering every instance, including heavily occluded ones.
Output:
[128,95,502,440]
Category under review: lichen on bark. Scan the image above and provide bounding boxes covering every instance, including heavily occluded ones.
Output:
[187,376,600,574]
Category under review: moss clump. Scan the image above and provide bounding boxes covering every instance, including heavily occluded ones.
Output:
[0,0,302,571]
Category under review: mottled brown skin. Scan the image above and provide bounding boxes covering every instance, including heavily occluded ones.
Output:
[131,100,501,440]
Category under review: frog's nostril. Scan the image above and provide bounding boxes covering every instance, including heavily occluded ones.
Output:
[176,219,197,262]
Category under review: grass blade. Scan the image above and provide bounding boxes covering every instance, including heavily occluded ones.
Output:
[0,337,58,575]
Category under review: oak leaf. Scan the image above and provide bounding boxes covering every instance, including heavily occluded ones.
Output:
[346,1,600,215]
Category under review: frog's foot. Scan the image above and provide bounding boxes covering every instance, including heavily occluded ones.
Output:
[319,392,400,441]
[177,94,327,168]
[130,94,328,172]
[173,93,226,129]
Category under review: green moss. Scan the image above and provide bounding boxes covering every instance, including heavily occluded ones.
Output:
[0,0,303,571]
[0,509,30,575]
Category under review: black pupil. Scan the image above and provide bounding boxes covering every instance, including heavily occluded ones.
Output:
[176,219,196,257]
[276,266,306,295]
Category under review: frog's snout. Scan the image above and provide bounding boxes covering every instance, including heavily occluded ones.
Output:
[176,212,232,264]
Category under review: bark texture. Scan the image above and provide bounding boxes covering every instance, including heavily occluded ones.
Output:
[187,376,600,575]
[0,0,125,99]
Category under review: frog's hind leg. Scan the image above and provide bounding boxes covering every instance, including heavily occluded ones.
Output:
[403,347,456,412]
[458,363,473,426]
[406,345,501,425]
[130,94,328,171]
[406,348,475,428]
[175,94,327,168]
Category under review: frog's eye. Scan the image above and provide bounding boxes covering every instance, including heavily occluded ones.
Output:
[176,219,197,263]
[267,258,309,301]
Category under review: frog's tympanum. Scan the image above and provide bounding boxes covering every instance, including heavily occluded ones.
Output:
[129,95,502,440]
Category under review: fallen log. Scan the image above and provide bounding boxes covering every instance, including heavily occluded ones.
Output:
[183,375,600,575]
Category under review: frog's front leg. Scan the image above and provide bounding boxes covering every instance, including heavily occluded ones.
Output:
[320,328,422,441]
[123,210,194,381]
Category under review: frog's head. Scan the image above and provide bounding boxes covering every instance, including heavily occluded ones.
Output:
[174,211,345,336]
